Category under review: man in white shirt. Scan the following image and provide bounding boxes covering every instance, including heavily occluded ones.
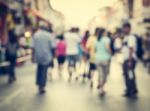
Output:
[122,22,138,97]
[64,28,81,82]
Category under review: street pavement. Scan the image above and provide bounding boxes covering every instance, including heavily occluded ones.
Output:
[0,57,150,111]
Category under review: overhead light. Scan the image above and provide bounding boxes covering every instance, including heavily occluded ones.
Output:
[24,31,31,38]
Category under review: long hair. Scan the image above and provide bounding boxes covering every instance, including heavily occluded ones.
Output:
[83,30,90,40]
[98,28,105,41]
[94,27,100,36]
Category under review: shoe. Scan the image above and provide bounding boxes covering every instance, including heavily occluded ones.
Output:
[123,92,133,97]
[99,91,106,97]
[39,89,46,94]
[83,73,86,78]
[39,87,46,94]
[124,89,138,97]
[8,79,13,84]
[39,90,46,94]
[8,77,16,84]
[132,89,138,95]
[87,73,91,80]
[97,84,101,89]
[75,77,78,81]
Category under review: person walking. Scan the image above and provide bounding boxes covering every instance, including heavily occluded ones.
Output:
[86,28,99,87]
[64,28,81,82]
[94,28,111,96]
[6,30,18,84]
[32,21,53,94]
[76,30,90,82]
[56,34,66,77]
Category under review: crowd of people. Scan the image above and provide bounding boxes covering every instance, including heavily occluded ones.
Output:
[2,20,150,98]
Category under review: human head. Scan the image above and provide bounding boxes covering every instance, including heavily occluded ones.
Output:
[98,28,106,41]
[58,34,64,40]
[94,27,100,36]
[69,27,74,32]
[123,22,131,35]
[75,27,80,33]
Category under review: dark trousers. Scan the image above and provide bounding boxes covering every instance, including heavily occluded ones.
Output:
[8,59,16,80]
[36,64,48,88]
[123,59,137,94]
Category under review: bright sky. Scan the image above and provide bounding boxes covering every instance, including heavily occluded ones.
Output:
[50,0,118,28]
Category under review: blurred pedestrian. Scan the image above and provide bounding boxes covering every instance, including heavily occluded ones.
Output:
[135,34,144,60]
[108,32,115,55]
[56,34,66,77]
[32,21,53,94]
[64,28,81,82]
[5,30,18,83]
[143,32,150,73]
[75,30,90,82]
[95,29,111,96]
[47,24,56,80]
[122,22,138,97]
[86,28,99,87]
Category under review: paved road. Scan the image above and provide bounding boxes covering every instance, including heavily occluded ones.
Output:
[0,58,150,111]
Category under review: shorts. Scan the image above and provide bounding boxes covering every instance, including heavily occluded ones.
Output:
[57,56,66,65]
[82,52,90,60]
[89,63,96,70]
[67,55,78,67]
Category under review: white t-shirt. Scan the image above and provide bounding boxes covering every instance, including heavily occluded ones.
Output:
[114,37,122,50]
[122,34,137,61]
[64,32,81,55]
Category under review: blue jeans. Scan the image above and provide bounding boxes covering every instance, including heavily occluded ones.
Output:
[36,64,49,87]
[67,55,78,67]
[123,59,137,94]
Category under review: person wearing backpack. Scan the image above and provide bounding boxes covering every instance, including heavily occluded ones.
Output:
[6,30,18,84]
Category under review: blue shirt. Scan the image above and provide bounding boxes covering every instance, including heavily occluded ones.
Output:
[95,37,111,62]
